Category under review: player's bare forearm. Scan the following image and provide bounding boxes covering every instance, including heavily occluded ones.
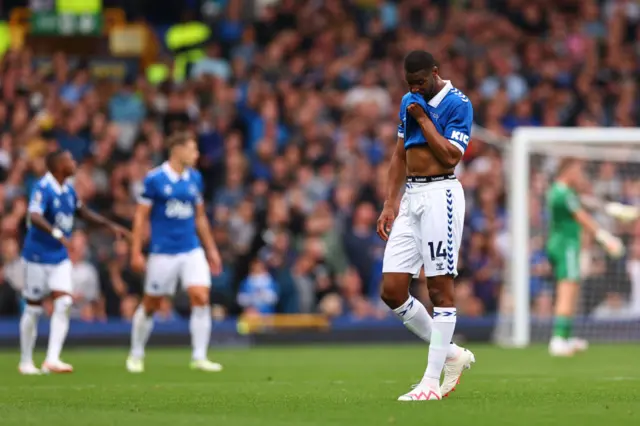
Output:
[78,205,131,240]
[29,213,55,234]
[195,204,218,255]
[385,139,407,208]
[77,205,116,229]
[131,204,151,255]
[416,117,462,168]
[573,209,600,235]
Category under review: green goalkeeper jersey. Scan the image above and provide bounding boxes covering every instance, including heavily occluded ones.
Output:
[547,182,581,244]
[546,182,582,281]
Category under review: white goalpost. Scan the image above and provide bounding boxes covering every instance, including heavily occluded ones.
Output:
[501,127,640,347]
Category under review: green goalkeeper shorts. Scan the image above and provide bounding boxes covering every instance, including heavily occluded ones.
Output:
[546,239,580,282]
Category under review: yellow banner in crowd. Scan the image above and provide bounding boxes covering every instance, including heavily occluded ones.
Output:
[57,0,101,14]
[237,314,330,335]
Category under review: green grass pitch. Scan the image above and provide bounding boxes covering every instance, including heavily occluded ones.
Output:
[1,344,638,426]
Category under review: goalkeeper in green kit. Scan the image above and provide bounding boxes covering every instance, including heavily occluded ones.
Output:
[546,159,625,357]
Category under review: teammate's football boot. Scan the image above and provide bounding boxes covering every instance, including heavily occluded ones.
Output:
[441,347,476,397]
[398,383,442,401]
[190,359,223,372]
[126,356,145,373]
[41,359,73,374]
[18,362,42,375]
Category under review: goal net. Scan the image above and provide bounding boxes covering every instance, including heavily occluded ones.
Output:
[496,127,640,347]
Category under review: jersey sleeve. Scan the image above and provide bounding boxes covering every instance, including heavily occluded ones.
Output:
[563,189,581,213]
[193,170,204,205]
[397,99,406,139]
[138,174,157,205]
[28,186,48,214]
[444,102,473,154]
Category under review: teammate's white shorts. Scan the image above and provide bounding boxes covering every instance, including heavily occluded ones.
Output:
[22,259,73,301]
[144,247,211,296]
[383,178,465,278]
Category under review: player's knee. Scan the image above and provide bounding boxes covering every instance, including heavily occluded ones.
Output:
[428,277,455,308]
[380,275,409,309]
[188,287,210,307]
[53,294,73,314]
[141,295,162,315]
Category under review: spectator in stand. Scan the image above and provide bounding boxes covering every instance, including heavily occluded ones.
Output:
[68,231,105,323]
[100,239,143,320]
[237,258,279,315]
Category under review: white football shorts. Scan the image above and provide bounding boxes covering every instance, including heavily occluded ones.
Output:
[22,259,73,301]
[382,178,465,278]
[144,247,211,296]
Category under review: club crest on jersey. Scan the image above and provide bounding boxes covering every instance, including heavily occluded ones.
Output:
[53,198,60,208]
[189,185,197,195]
[164,185,172,195]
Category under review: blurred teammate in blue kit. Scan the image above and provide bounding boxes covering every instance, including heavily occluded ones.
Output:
[20,150,130,375]
[127,132,223,374]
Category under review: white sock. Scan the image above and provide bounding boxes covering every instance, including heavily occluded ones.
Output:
[130,305,154,359]
[20,305,42,365]
[392,296,433,341]
[45,295,72,363]
[190,305,211,361]
[423,307,457,387]
[392,297,460,358]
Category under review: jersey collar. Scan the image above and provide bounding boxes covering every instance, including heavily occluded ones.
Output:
[162,162,190,182]
[428,80,452,108]
[43,172,68,195]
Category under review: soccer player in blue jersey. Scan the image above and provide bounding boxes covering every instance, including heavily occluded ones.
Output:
[20,150,130,375]
[376,51,476,401]
[127,132,223,373]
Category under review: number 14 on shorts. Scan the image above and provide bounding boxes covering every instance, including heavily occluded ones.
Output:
[428,241,447,260]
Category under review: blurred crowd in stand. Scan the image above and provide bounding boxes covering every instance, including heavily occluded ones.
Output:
[1,0,640,321]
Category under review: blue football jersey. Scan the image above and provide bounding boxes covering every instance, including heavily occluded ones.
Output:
[139,163,204,255]
[22,173,82,264]
[398,81,474,154]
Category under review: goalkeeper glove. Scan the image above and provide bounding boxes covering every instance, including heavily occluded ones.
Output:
[604,202,640,223]
[595,229,625,258]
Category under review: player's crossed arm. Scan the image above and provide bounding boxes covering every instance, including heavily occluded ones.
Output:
[406,104,463,168]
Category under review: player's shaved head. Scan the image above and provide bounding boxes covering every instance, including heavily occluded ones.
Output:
[404,50,437,73]
[45,149,76,177]
[403,50,441,99]
[45,149,66,171]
